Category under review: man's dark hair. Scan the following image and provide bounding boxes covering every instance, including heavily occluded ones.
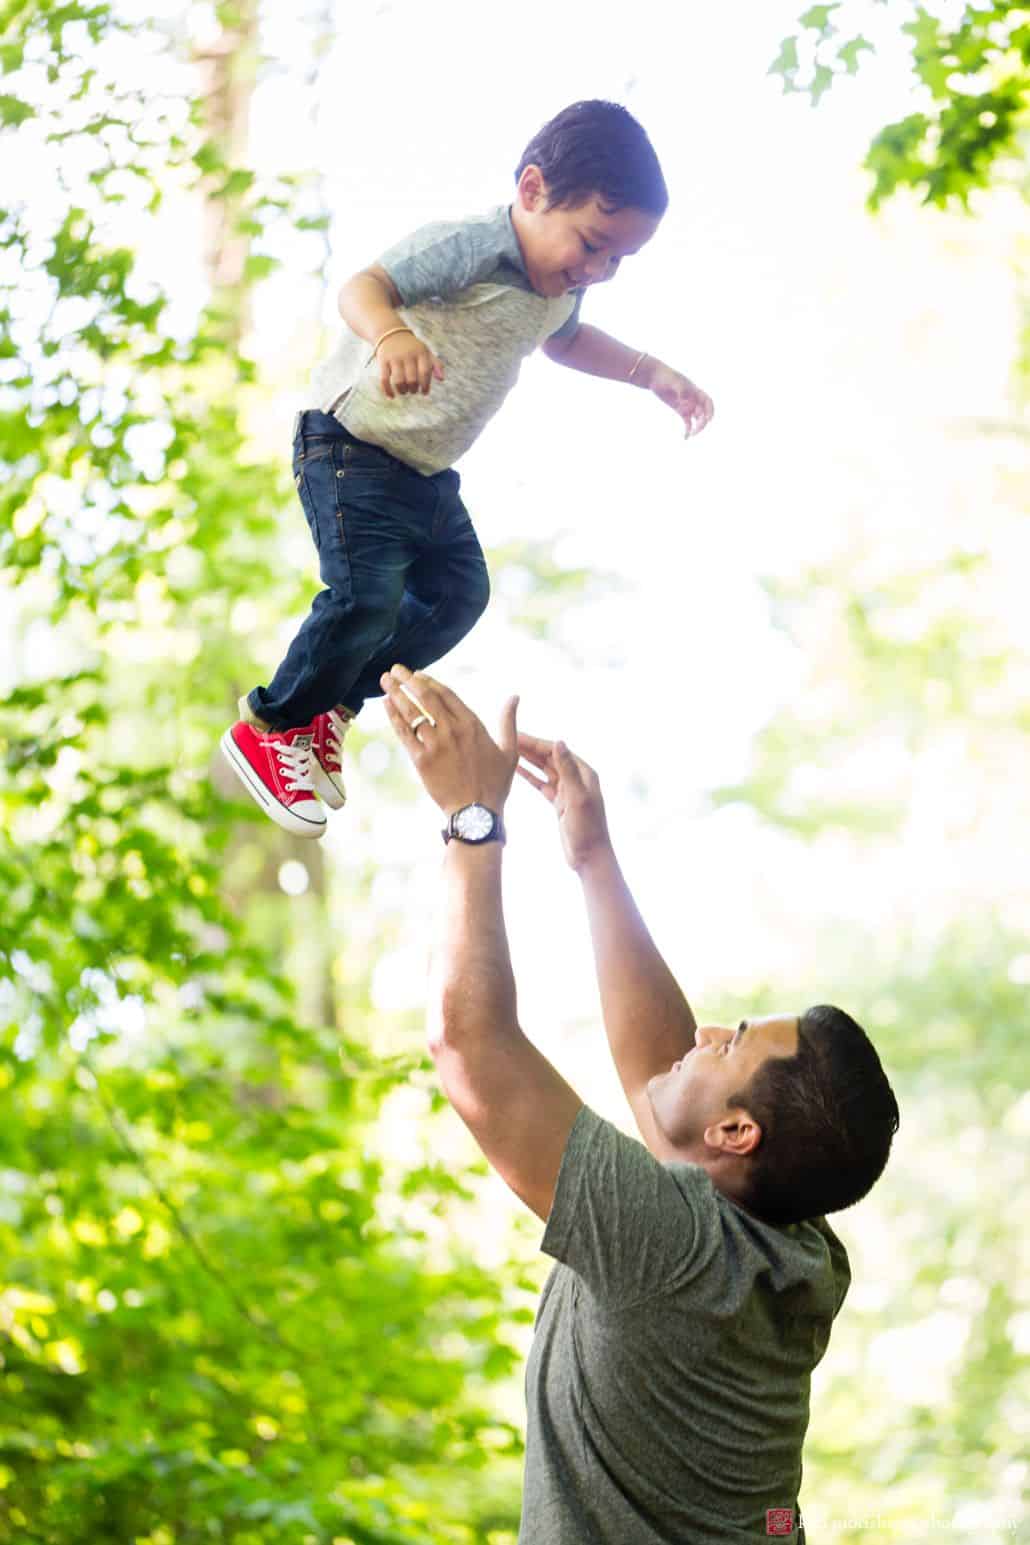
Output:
[729,1005,900,1226]
[514,100,669,217]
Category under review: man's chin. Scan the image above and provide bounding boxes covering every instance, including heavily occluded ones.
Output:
[645,1071,668,1106]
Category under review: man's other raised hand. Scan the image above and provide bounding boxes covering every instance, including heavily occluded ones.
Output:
[516,734,612,874]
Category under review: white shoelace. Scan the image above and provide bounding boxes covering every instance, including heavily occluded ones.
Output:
[274,734,316,793]
[325,710,351,768]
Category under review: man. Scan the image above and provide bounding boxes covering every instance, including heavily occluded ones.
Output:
[380,664,900,1545]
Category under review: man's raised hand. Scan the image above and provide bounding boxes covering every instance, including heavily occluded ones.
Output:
[516,733,611,873]
[381,664,518,815]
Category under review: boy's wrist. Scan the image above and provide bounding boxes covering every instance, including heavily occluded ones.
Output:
[634,354,660,390]
[338,274,407,347]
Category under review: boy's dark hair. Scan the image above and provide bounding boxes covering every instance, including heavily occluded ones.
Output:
[729,1005,900,1226]
[515,99,668,217]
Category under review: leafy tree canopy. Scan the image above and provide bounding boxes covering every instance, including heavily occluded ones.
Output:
[772,2,1030,208]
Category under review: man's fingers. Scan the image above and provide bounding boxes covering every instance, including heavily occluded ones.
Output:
[555,741,601,794]
[383,693,423,756]
[516,763,555,802]
[380,669,442,736]
[554,740,584,780]
[516,732,556,769]
[520,735,591,789]
[388,663,460,723]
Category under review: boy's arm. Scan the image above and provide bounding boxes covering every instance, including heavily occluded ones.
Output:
[338,265,444,398]
[541,323,658,387]
[543,324,714,438]
[337,264,407,345]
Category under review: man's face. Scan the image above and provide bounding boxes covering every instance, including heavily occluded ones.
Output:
[646,1015,800,1156]
[511,163,662,299]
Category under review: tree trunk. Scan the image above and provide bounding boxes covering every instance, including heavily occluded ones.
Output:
[195,0,335,1031]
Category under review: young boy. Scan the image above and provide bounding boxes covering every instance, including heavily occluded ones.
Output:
[221,98,714,838]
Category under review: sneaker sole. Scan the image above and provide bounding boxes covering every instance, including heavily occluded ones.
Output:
[220,730,327,839]
[310,761,346,810]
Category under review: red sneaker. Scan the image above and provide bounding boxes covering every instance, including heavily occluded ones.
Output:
[308,710,351,810]
[220,721,327,839]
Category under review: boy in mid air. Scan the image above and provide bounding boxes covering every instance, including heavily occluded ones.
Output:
[222,99,714,838]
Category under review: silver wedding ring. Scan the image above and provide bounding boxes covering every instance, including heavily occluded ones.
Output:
[409,713,429,733]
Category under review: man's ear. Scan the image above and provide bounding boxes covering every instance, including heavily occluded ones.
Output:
[704,1112,763,1157]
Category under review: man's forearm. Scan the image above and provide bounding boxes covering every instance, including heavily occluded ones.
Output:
[432,844,518,1048]
[578,844,697,1098]
[552,324,660,387]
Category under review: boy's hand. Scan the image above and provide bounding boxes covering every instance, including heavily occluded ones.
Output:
[647,361,714,439]
[517,733,612,873]
[378,332,445,400]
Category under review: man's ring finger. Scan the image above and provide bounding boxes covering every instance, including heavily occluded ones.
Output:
[410,713,429,734]
[398,682,437,728]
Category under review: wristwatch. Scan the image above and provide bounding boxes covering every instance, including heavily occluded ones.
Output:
[442,803,506,846]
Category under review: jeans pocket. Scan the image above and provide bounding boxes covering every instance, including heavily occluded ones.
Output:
[342,441,397,479]
[299,438,337,468]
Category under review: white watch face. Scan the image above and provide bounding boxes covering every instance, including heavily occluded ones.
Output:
[455,804,494,841]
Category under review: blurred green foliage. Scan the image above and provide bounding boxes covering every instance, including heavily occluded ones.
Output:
[0,2,593,1540]
[772,2,1030,209]
[722,10,1030,1538]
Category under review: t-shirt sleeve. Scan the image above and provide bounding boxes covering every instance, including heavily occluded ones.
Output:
[548,288,584,341]
[377,218,509,305]
[541,1106,716,1307]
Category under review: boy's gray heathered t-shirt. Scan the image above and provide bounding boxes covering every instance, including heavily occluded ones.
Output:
[521,1107,851,1545]
[310,204,583,476]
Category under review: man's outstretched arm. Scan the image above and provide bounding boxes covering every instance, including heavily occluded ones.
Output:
[518,736,697,1159]
[380,667,582,1224]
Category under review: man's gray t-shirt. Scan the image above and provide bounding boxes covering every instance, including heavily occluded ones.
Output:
[310,205,584,476]
[520,1107,851,1544]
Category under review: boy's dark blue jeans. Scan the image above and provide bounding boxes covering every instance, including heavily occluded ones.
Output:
[247,410,490,730]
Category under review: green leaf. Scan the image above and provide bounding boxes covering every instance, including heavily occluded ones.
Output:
[769,34,800,85]
[799,3,840,34]
[242,252,279,281]
[838,34,874,75]
[0,93,36,127]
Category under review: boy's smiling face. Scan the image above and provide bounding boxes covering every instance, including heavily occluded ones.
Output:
[510,163,662,299]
